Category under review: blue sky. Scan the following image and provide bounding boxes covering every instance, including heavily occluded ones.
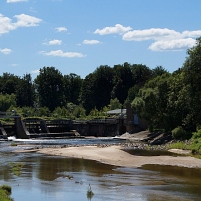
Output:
[0,0,201,79]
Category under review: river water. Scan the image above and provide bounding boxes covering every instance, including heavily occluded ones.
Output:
[0,139,201,201]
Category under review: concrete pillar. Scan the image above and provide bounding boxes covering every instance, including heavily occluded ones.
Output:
[126,103,134,132]
[15,117,30,139]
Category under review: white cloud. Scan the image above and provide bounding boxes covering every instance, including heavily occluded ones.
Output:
[31,69,40,74]
[0,13,42,35]
[182,30,201,38]
[55,27,67,32]
[122,27,201,51]
[11,63,19,66]
[40,50,86,58]
[0,48,12,54]
[7,0,28,3]
[13,14,42,27]
[149,38,196,51]
[94,24,132,35]
[44,39,62,45]
[123,28,181,41]
[82,40,101,45]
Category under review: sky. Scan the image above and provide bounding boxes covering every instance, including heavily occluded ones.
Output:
[0,0,201,80]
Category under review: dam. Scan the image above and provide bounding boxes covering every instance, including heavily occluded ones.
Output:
[0,104,146,139]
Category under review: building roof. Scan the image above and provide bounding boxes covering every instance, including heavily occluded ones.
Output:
[107,109,126,115]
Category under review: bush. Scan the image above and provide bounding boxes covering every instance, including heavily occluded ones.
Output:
[0,185,12,195]
[192,129,201,139]
[172,126,186,139]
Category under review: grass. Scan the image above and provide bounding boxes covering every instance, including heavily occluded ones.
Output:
[10,162,23,176]
[168,138,201,158]
[0,185,13,201]
[168,141,188,150]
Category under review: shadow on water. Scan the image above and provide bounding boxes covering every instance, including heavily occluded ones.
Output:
[140,164,201,200]
[123,148,182,156]
[1,141,201,201]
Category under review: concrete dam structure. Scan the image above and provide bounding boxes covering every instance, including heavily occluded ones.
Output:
[0,104,146,139]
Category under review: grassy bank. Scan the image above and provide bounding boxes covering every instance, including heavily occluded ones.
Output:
[168,138,201,158]
[0,185,13,201]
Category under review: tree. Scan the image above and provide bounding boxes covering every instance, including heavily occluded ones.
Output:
[81,65,114,114]
[16,74,35,107]
[152,66,168,77]
[0,73,20,95]
[34,67,64,111]
[0,94,16,111]
[63,73,82,105]
[179,37,201,130]
[133,73,172,131]
[130,64,152,87]
[108,98,122,110]
[80,73,96,114]
[111,63,134,104]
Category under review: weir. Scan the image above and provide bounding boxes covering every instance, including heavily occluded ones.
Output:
[0,104,145,139]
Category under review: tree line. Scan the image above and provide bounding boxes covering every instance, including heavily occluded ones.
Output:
[1,37,201,136]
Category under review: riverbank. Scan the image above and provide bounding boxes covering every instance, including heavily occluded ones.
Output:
[27,144,201,168]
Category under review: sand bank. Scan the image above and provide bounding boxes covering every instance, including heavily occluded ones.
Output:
[34,145,201,168]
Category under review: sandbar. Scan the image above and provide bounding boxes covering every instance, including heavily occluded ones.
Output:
[35,145,201,168]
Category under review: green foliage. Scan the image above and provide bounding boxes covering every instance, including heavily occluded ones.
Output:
[52,106,70,118]
[131,64,152,87]
[21,107,35,117]
[16,74,35,107]
[36,107,50,117]
[10,162,23,176]
[35,67,64,111]
[81,65,114,114]
[112,63,134,103]
[168,141,187,149]
[108,98,122,110]
[189,138,201,155]
[63,73,82,105]
[171,126,187,139]
[168,139,201,157]
[152,66,168,77]
[192,129,201,139]
[0,94,16,111]
[0,185,11,195]
[0,185,13,201]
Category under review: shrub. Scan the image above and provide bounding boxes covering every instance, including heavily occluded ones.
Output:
[172,126,186,139]
[192,129,201,139]
[0,185,12,195]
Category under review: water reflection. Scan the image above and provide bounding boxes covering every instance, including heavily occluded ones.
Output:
[123,148,182,156]
[0,143,201,200]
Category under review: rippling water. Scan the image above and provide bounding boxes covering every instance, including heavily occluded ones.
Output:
[0,139,201,201]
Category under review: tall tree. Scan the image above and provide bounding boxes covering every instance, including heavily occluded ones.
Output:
[63,73,82,105]
[111,62,134,104]
[180,37,201,130]
[81,65,114,114]
[16,74,35,107]
[131,64,152,87]
[80,73,95,114]
[34,67,64,111]
[152,66,168,77]
[0,73,20,95]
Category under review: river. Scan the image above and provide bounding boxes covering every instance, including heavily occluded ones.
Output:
[0,138,201,201]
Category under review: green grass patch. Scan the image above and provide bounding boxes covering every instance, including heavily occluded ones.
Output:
[168,138,201,158]
[168,141,188,149]
[0,185,13,201]
[10,162,23,176]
